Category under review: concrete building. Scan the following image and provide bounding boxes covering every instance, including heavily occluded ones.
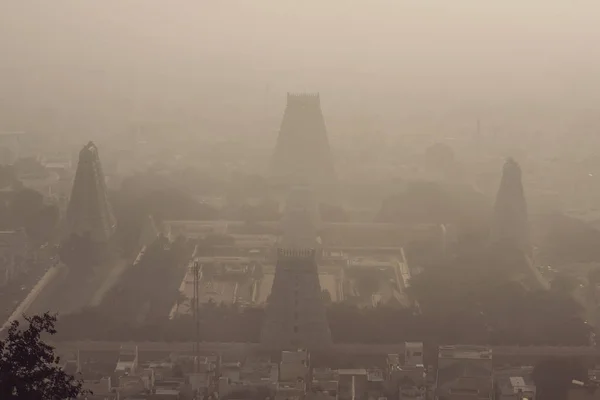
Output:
[115,345,139,375]
[276,380,306,400]
[405,342,424,367]
[387,348,427,400]
[261,249,332,350]
[308,379,339,400]
[568,380,600,400]
[338,369,368,400]
[436,345,493,400]
[496,376,536,400]
[279,349,310,383]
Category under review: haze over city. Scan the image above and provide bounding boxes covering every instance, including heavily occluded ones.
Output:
[1,2,600,400]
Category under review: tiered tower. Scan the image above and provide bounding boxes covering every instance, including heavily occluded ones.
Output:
[64,142,116,243]
[491,158,529,250]
[280,186,320,248]
[261,248,332,350]
[270,93,335,186]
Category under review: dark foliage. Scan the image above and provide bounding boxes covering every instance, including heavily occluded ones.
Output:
[537,213,600,264]
[59,232,99,269]
[376,181,489,227]
[111,173,219,256]
[0,165,18,189]
[25,204,59,244]
[319,203,348,222]
[408,246,591,346]
[0,187,58,243]
[533,358,587,400]
[0,313,86,399]
[55,303,264,343]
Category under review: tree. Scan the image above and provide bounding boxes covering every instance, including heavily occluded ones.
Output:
[355,274,380,296]
[10,188,44,227]
[532,357,587,400]
[321,289,332,304]
[551,273,579,294]
[59,232,96,269]
[26,204,59,243]
[0,312,86,399]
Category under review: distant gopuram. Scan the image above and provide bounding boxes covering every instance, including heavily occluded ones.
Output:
[280,186,320,249]
[270,93,336,186]
[64,142,116,243]
[491,158,529,251]
[261,248,332,350]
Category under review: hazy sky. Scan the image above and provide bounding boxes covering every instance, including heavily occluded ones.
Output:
[1,1,600,138]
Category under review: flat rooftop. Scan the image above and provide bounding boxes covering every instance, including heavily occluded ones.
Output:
[438,345,492,360]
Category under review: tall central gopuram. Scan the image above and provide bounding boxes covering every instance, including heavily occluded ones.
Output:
[270,93,336,187]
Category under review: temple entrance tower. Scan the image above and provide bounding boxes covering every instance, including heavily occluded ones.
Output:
[261,249,332,350]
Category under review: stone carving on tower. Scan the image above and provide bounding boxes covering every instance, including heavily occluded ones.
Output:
[270,93,335,187]
[491,158,529,251]
[64,142,116,243]
[261,248,332,350]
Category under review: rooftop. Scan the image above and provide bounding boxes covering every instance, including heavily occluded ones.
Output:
[338,369,367,376]
[438,345,492,360]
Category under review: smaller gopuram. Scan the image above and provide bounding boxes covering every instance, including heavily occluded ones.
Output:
[64,142,116,243]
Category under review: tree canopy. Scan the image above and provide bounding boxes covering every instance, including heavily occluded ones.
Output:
[0,313,85,399]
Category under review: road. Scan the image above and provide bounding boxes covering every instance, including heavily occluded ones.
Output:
[1,264,62,331]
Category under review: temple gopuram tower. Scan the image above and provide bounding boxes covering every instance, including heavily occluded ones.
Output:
[261,248,332,350]
[491,158,529,251]
[280,186,320,249]
[270,93,336,187]
[64,142,116,243]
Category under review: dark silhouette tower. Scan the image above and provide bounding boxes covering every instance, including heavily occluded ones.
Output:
[64,142,116,243]
[491,158,529,251]
[270,93,335,186]
[261,249,332,350]
[280,186,320,248]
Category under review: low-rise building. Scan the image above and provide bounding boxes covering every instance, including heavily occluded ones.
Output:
[309,380,339,400]
[338,369,368,400]
[436,345,493,400]
[497,376,536,400]
[276,380,306,400]
[280,349,310,383]
[568,380,600,400]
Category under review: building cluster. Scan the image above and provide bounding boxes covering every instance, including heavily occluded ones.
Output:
[72,343,600,400]
[65,344,426,400]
